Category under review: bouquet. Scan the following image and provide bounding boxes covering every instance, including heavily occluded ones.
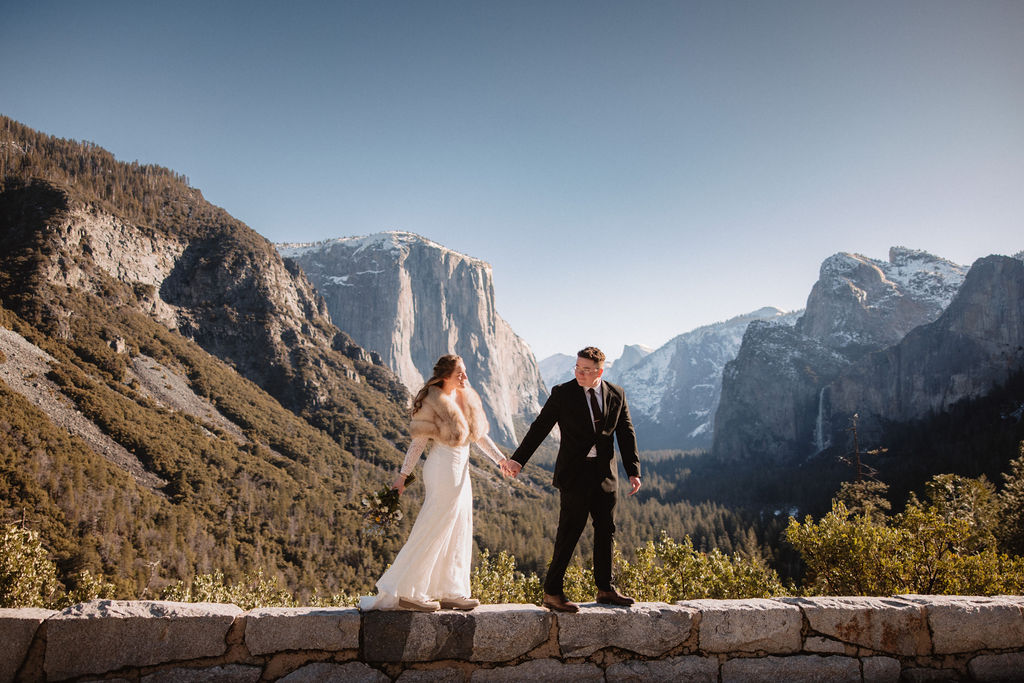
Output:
[360,473,415,536]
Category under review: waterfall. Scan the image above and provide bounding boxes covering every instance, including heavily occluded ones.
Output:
[813,386,831,452]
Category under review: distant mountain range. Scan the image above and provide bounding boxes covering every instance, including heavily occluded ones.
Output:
[538,247,1022,461]
[539,310,800,451]
[538,344,653,391]
[614,307,800,451]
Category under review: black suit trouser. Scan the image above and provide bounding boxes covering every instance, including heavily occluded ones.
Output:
[543,461,617,595]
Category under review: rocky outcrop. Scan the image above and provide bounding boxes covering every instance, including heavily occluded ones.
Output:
[5,596,1024,681]
[828,255,1024,445]
[0,178,409,457]
[797,248,966,356]
[279,232,547,447]
[616,308,799,451]
[713,248,968,461]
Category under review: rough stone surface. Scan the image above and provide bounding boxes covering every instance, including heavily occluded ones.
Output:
[3,599,1024,681]
[780,596,930,655]
[683,598,801,653]
[605,655,719,682]
[140,664,262,682]
[395,669,467,682]
[967,652,1024,682]
[278,662,389,682]
[721,655,861,682]
[804,636,847,654]
[466,604,551,662]
[0,607,54,683]
[899,667,965,682]
[244,606,360,655]
[363,609,476,662]
[557,602,695,657]
[900,595,1024,654]
[44,600,242,681]
[470,659,604,682]
[861,656,901,682]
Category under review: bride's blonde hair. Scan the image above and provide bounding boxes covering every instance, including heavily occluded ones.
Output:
[411,354,462,416]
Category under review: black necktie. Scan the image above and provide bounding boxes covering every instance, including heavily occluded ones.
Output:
[589,388,603,432]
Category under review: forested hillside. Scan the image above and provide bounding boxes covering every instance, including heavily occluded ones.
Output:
[0,117,780,600]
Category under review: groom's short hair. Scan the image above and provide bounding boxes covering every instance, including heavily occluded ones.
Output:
[577,346,606,365]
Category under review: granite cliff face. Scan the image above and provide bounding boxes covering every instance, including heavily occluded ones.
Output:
[713,248,969,462]
[828,254,1024,445]
[279,232,547,447]
[615,308,799,451]
[796,248,966,355]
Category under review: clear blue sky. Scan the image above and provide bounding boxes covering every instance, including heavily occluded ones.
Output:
[3,1,1022,361]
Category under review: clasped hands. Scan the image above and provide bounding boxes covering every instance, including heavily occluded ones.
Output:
[499,458,521,478]
[498,458,641,496]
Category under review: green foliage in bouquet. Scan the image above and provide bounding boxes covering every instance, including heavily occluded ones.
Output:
[360,474,416,536]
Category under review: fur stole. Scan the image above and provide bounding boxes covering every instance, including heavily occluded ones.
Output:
[410,385,489,446]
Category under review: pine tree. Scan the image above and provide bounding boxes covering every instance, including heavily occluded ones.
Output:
[998,443,1024,555]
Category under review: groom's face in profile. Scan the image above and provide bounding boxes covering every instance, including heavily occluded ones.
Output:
[574,357,603,389]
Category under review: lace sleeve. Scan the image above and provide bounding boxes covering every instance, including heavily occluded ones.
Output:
[400,437,429,476]
[473,434,507,467]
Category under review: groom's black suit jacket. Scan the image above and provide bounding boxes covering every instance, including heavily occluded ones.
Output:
[512,379,640,492]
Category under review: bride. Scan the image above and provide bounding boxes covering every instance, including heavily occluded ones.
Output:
[360,354,509,611]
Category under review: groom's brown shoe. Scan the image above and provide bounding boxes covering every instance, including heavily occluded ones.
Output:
[596,589,635,606]
[542,593,580,613]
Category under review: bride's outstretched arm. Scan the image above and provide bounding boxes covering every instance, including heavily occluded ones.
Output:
[394,436,429,493]
[473,434,508,468]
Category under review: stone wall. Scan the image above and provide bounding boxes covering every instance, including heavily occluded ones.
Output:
[2,595,1023,682]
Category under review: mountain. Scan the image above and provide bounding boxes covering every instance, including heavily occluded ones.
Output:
[601,344,653,384]
[713,248,972,462]
[539,345,653,392]
[0,117,561,597]
[796,247,967,355]
[615,308,800,450]
[538,353,575,390]
[278,233,547,447]
[828,254,1024,446]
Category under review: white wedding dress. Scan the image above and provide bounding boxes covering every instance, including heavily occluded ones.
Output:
[360,435,503,610]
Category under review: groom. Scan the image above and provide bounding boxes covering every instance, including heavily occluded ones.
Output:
[502,346,641,612]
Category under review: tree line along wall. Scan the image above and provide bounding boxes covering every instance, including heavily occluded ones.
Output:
[2,595,1024,681]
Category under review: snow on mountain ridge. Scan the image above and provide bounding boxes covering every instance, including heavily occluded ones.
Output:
[278,231,491,270]
[819,248,966,312]
[616,307,800,447]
